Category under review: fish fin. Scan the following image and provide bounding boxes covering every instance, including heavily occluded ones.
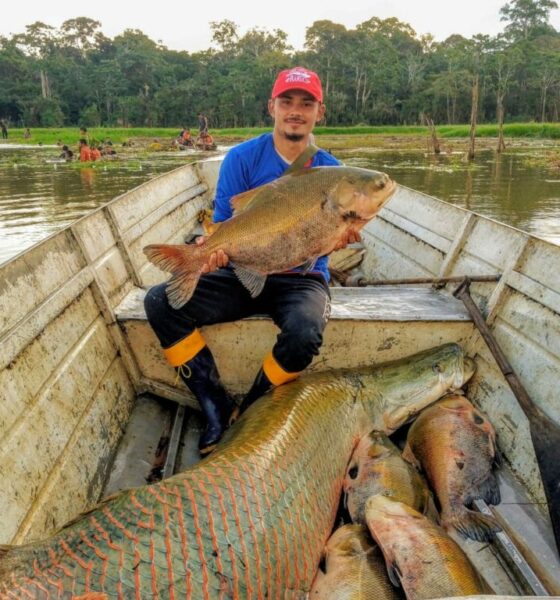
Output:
[476,472,501,506]
[144,244,203,309]
[445,508,501,542]
[423,491,440,524]
[386,559,403,588]
[401,443,421,470]
[203,219,221,236]
[230,188,261,214]
[231,262,267,297]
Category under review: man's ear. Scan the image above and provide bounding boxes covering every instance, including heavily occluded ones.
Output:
[316,103,326,124]
[268,98,275,119]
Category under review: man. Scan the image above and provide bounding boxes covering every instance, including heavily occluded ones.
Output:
[0,120,7,139]
[144,67,358,455]
[198,113,208,136]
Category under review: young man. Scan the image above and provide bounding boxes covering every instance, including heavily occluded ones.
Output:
[144,67,358,455]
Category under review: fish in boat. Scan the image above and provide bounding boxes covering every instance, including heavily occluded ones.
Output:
[309,523,399,599]
[403,394,502,542]
[0,344,473,599]
[343,431,437,525]
[365,495,490,600]
[143,166,396,308]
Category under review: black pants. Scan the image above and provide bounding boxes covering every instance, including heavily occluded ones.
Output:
[144,269,331,373]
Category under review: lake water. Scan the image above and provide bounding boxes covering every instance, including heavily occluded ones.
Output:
[1,143,559,265]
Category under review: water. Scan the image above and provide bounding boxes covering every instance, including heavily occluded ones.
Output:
[1,143,559,265]
[340,147,560,245]
[0,145,214,264]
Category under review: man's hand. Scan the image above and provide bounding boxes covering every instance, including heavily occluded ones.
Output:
[334,227,362,251]
[196,236,229,273]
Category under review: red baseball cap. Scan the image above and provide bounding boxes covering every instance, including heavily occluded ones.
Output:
[271,67,323,103]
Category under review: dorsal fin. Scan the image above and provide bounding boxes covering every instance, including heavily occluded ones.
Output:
[231,188,261,214]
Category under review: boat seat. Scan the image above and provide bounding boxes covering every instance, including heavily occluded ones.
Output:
[115,285,473,401]
[116,284,472,323]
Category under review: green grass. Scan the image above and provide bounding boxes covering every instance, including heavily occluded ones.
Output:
[3,122,560,145]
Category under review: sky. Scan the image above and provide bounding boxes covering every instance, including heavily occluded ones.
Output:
[2,0,560,52]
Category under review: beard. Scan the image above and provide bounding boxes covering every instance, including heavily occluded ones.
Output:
[284,132,305,142]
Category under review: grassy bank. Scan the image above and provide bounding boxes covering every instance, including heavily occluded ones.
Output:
[2,122,560,146]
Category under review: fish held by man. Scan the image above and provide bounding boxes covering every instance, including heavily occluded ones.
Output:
[309,524,399,600]
[365,495,491,600]
[343,431,438,525]
[403,394,502,542]
[144,166,396,309]
[0,344,472,599]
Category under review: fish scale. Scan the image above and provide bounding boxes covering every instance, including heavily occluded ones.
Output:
[0,344,472,599]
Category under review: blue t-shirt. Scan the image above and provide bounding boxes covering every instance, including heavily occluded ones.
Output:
[213,133,340,281]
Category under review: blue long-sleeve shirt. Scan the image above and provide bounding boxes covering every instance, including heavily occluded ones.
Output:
[213,133,340,281]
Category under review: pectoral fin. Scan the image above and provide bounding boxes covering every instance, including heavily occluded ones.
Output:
[231,262,267,297]
[230,188,261,214]
[300,257,318,274]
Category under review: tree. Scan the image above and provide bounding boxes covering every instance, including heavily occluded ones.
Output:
[500,0,559,40]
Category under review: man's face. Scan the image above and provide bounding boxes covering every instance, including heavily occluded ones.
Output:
[268,90,325,142]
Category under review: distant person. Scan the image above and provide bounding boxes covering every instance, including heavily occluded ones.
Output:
[178,127,193,147]
[198,131,214,150]
[0,120,7,139]
[79,127,89,141]
[23,128,31,139]
[59,145,74,161]
[102,141,117,157]
[79,139,92,162]
[90,145,102,161]
[198,113,208,136]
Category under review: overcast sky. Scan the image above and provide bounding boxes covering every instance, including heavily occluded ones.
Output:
[3,0,560,52]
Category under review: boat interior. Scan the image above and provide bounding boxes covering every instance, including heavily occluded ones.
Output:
[1,156,560,595]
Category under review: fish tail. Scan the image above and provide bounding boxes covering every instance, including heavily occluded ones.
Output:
[143,244,204,309]
[444,508,501,542]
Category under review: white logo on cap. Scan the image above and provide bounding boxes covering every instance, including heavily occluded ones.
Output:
[285,68,311,84]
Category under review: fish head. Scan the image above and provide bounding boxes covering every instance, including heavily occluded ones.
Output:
[332,168,397,222]
[365,495,422,529]
[364,343,476,433]
[325,524,372,559]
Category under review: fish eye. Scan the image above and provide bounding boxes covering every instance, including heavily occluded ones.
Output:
[432,363,443,374]
[473,413,484,425]
[348,466,359,479]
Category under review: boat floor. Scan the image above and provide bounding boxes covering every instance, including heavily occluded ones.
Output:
[102,393,560,596]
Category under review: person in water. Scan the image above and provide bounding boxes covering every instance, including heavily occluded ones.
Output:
[59,145,74,161]
[144,67,359,455]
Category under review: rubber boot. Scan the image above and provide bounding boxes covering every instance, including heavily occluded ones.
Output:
[230,367,273,423]
[178,346,234,455]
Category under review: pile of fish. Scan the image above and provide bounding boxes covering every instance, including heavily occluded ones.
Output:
[312,393,503,599]
[0,343,481,599]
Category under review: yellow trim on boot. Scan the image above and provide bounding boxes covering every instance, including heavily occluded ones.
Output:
[262,351,301,386]
[164,329,206,367]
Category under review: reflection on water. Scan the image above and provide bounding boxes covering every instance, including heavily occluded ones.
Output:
[0,144,559,265]
[0,146,210,264]
[340,148,560,246]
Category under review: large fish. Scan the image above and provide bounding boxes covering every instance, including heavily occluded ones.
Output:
[144,166,396,308]
[0,344,473,599]
[343,431,437,525]
[365,495,490,600]
[403,395,501,542]
[309,524,399,600]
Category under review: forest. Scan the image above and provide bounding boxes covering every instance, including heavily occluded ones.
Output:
[0,0,559,129]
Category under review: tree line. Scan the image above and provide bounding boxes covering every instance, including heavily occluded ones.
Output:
[0,0,559,129]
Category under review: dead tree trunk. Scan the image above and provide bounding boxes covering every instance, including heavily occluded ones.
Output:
[467,74,479,161]
[496,93,506,153]
[427,116,441,154]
